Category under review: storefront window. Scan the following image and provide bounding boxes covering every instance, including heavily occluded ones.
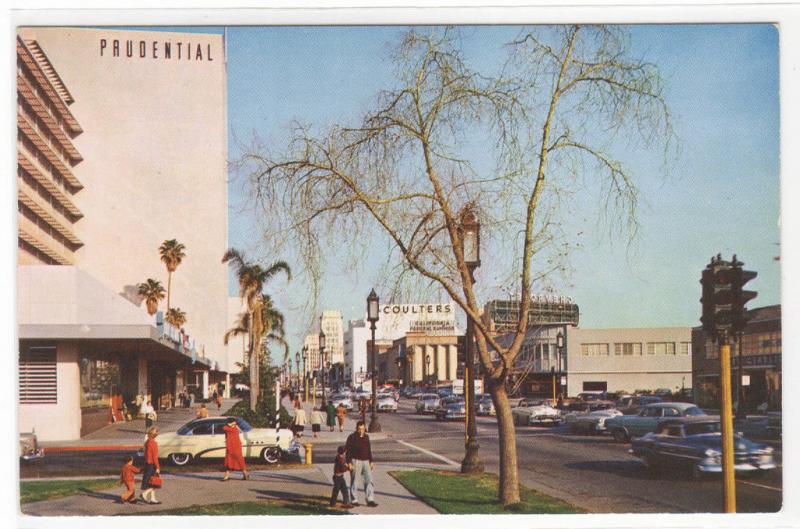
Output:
[79,357,120,408]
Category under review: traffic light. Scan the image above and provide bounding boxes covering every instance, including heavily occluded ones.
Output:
[731,258,758,333]
[700,255,737,341]
[700,266,714,335]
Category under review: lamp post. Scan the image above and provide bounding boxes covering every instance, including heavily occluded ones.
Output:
[295,352,300,394]
[460,207,484,474]
[302,347,308,403]
[425,354,431,386]
[396,357,403,387]
[556,331,564,402]
[319,330,327,404]
[367,289,381,432]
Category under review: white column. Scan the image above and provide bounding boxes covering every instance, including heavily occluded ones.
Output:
[225,373,231,398]
[413,345,423,382]
[202,370,209,399]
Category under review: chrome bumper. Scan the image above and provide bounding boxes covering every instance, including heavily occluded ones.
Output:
[21,449,45,461]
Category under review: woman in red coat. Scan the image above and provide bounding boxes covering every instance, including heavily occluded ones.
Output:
[140,427,162,504]
[222,417,249,481]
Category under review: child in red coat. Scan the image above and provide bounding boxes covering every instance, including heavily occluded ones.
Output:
[119,455,141,504]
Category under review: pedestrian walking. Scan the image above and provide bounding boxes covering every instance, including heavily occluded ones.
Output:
[215,392,223,411]
[196,403,209,419]
[140,427,162,505]
[336,402,347,432]
[143,400,157,432]
[346,420,378,507]
[119,455,141,504]
[326,400,336,432]
[358,397,367,422]
[330,445,354,508]
[310,406,323,438]
[293,400,307,437]
[222,418,249,481]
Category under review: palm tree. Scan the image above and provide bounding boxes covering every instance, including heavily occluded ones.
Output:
[222,248,291,411]
[165,307,187,328]
[159,239,186,311]
[137,278,166,316]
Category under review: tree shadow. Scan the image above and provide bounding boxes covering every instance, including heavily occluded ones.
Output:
[563,459,690,481]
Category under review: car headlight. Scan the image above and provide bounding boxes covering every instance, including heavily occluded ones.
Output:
[704,448,721,457]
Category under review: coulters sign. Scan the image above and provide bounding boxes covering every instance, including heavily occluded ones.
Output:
[100,38,215,62]
[377,303,457,338]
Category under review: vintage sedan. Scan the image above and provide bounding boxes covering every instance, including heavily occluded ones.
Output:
[330,393,354,411]
[605,402,706,443]
[376,395,398,412]
[434,396,466,421]
[151,417,297,466]
[476,395,496,416]
[630,417,777,478]
[415,393,441,414]
[565,408,623,434]
[511,399,561,426]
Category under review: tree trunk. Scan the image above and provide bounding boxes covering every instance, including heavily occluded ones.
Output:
[491,381,521,506]
[166,271,172,312]
[249,324,258,412]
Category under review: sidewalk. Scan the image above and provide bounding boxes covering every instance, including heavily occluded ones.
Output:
[21,462,442,516]
[41,399,387,450]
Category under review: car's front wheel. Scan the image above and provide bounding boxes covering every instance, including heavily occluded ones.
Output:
[169,453,192,466]
[612,428,629,443]
[261,447,281,464]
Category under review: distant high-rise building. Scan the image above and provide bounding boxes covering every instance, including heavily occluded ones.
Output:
[320,310,344,365]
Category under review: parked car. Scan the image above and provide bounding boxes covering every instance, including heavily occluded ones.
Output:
[511,399,561,426]
[565,408,622,434]
[605,402,707,443]
[415,393,441,414]
[615,395,663,414]
[376,395,398,412]
[476,395,496,416]
[434,396,466,421]
[330,393,353,411]
[19,431,44,461]
[630,417,777,478]
[151,417,296,466]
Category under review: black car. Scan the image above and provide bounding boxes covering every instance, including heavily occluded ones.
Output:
[630,417,777,478]
[434,396,466,421]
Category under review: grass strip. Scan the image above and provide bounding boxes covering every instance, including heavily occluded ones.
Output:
[20,478,118,504]
[390,469,583,514]
[133,500,349,515]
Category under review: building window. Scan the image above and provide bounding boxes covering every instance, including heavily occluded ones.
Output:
[19,346,57,404]
[705,339,718,359]
[580,343,609,356]
[79,357,121,409]
[679,342,691,355]
[646,342,675,355]
[614,343,642,355]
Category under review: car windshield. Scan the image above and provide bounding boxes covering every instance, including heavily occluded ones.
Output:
[422,395,439,401]
[685,422,721,435]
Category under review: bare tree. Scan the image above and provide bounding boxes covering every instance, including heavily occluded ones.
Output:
[238,25,671,506]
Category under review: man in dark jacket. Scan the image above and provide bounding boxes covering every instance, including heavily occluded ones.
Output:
[345,420,377,507]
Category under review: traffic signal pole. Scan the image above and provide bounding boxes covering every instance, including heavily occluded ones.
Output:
[718,338,737,513]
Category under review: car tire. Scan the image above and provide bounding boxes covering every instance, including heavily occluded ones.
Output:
[587,424,597,436]
[612,428,629,443]
[169,453,192,466]
[261,447,281,464]
[690,463,705,480]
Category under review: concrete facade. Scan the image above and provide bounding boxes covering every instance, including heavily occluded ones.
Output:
[343,319,370,385]
[17,27,229,368]
[567,327,692,396]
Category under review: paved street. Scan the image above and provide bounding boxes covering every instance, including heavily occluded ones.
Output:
[22,398,782,514]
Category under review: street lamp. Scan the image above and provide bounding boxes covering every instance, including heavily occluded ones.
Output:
[425,354,431,385]
[460,206,484,474]
[302,346,308,403]
[319,330,327,404]
[295,352,300,394]
[556,330,564,402]
[396,357,403,387]
[367,288,381,433]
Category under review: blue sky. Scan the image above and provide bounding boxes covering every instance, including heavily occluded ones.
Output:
[206,24,780,358]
